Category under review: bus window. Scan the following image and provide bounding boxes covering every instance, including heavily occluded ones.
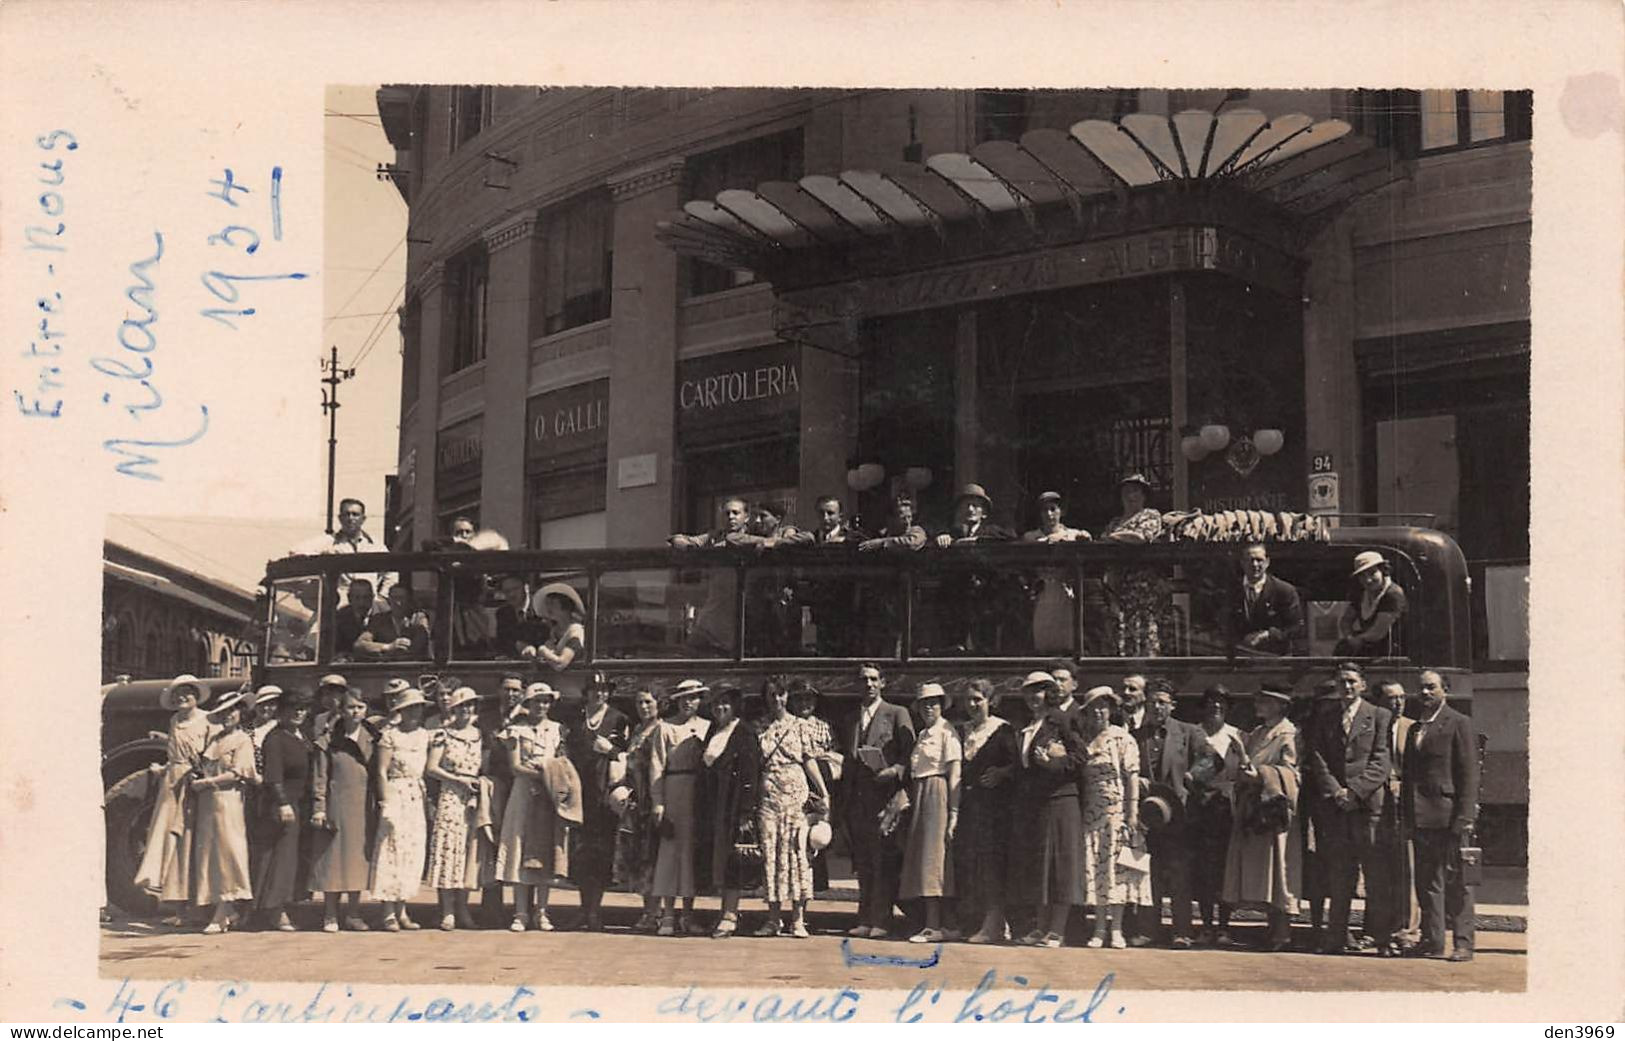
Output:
[444,564,587,663]
[1268,552,1412,660]
[910,558,1036,657]
[333,569,438,665]
[740,561,903,659]
[598,567,737,660]
[266,576,320,664]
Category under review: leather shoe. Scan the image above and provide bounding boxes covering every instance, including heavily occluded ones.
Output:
[1405,945,1446,959]
[1170,936,1193,950]
[1447,948,1475,962]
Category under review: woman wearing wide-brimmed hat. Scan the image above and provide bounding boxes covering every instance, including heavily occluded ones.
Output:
[134,674,214,924]
[369,685,431,931]
[566,671,631,931]
[495,681,569,932]
[191,688,259,934]
[899,683,962,944]
[310,685,376,932]
[1335,551,1408,656]
[254,688,315,931]
[650,679,712,935]
[534,582,588,672]
[954,678,1019,944]
[1099,473,1170,657]
[613,685,665,932]
[1076,686,1151,949]
[425,686,486,930]
[1222,683,1303,951]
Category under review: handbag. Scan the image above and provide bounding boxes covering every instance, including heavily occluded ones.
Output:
[732,816,764,865]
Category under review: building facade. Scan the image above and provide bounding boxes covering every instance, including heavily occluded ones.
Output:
[378,86,1529,859]
[102,541,257,684]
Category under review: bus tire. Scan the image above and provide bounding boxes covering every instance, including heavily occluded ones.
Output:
[103,769,160,917]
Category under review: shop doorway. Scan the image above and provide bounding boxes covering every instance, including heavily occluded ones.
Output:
[1019,383,1171,534]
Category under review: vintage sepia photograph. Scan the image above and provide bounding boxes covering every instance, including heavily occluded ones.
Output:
[89,83,1535,1002]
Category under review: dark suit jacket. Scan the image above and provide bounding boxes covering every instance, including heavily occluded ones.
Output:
[1401,705,1479,832]
[1135,717,1213,805]
[1305,698,1392,815]
[939,521,1016,543]
[1227,574,1304,654]
[842,699,916,785]
[1015,714,1085,801]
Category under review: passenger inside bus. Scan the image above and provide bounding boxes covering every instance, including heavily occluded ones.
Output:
[495,574,550,660]
[1225,542,1304,656]
[534,583,587,672]
[1336,552,1408,657]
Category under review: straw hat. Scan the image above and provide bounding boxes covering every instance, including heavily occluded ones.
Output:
[252,684,284,713]
[207,689,250,720]
[533,582,586,618]
[1350,551,1386,578]
[1080,685,1119,709]
[664,679,711,704]
[159,674,206,711]
[1021,670,1059,690]
[1118,473,1154,494]
[318,672,349,691]
[1256,683,1293,704]
[382,678,411,698]
[444,686,479,712]
[808,819,834,854]
[915,682,948,703]
[389,687,430,714]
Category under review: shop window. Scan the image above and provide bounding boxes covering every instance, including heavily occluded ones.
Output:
[684,128,804,297]
[445,249,488,374]
[539,193,612,335]
[451,85,489,150]
[599,567,737,659]
[1351,89,1530,158]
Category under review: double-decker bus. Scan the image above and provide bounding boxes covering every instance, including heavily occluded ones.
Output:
[102,524,1480,913]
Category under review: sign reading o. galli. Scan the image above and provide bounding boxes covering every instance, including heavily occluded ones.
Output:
[526,378,609,473]
[677,342,801,438]
[435,415,484,496]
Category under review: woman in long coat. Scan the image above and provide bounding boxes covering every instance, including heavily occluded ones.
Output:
[1008,674,1086,948]
[134,674,213,923]
[900,683,962,944]
[1076,686,1150,949]
[255,690,314,931]
[1222,684,1302,951]
[191,690,259,933]
[309,687,376,932]
[495,683,568,932]
[613,687,664,931]
[697,687,762,937]
[954,678,1018,944]
[650,679,711,936]
[566,671,630,931]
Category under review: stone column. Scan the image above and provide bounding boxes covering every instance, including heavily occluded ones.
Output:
[605,157,686,548]
[1302,215,1360,517]
[407,261,449,545]
[479,214,539,542]
[797,344,858,522]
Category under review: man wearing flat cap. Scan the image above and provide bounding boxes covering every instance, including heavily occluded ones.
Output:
[932,483,1015,653]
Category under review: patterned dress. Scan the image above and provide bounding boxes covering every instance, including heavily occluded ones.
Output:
[757,715,814,903]
[134,710,213,902]
[1079,725,1153,906]
[1103,507,1167,656]
[425,726,484,890]
[368,726,430,901]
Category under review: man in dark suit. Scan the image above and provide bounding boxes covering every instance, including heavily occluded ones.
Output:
[1227,542,1303,655]
[1403,669,1480,962]
[1304,662,1394,955]
[842,662,916,938]
[1373,680,1418,954]
[932,483,1016,653]
[1131,678,1217,948]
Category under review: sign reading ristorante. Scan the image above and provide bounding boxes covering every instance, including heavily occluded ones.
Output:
[677,342,800,433]
[527,378,609,471]
[774,225,1299,331]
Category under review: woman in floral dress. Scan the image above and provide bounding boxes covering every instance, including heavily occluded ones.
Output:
[755,680,830,938]
[190,689,258,934]
[134,674,213,924]
[495,682,568,932]
[613,687,663,932]
[1100,473,1168,657]
[424,686,485,930]
[369,686,431,932]
[1077,685,1150,949]
[789,681,838,893]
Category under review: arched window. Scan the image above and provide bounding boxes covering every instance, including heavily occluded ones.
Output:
[115,616,134,669]
[217,647,231,678]
[143,632,160,676]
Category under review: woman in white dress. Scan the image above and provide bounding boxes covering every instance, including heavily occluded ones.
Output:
[190,689,258,934]
[133,674,213,924]
[369,686,431,932]
[495,682,568,932]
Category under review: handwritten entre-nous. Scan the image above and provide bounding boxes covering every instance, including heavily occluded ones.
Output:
[15,129,77,420]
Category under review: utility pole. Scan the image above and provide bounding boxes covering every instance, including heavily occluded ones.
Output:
[321,346,357,534]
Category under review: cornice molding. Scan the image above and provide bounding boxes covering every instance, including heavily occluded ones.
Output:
[607,157,686,202]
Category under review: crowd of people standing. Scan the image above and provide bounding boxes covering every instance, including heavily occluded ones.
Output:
[132,657,1477,962]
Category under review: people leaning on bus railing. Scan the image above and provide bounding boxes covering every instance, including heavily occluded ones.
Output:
[1229,542,1304,656]
[1336,552,1409,657]
[858,494,927,552]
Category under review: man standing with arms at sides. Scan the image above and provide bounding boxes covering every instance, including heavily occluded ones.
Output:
[1118,673,1149,732]
[1373,680,1418,954]
[1304,662,1394,955]
[1403,669,1480,962]
[843,663,916,938]
[323,497,396,609]
[1131,679,1213,948]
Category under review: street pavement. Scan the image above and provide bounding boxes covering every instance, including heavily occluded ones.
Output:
[101,890,1525,995]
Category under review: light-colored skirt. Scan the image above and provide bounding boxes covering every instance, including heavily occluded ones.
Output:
[494,775,563,885]
[425,782,483,890]
[900,775,954,900]
[368,779,426,901]
[193,786,252,905]
[1222,821,1302,912]
[651,773,700,898]
[134,766,194,902]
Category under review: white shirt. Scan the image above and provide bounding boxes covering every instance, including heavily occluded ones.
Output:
[859,697,881,738]
[1341,699,1359,736]
[1020,719,1044,760]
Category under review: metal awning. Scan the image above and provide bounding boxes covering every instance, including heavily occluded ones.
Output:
[656,108,1403,285]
